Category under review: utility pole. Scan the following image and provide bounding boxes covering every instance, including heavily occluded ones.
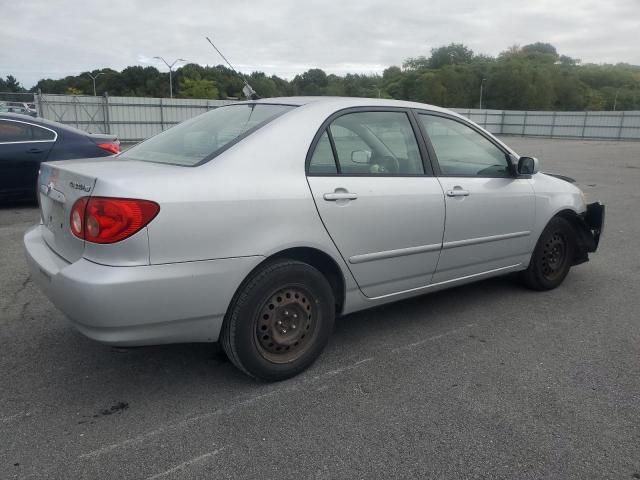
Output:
[154,57,187,98]
[479,78,487,110]
[86,72,105,96]
[613,87,622,111]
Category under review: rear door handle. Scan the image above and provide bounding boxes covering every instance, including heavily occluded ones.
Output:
[27,148,44,154]
[323,192,358,201]
[446,188,470,197]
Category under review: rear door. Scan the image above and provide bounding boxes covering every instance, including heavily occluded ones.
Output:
[0,119,55,196]
[416,112,535,283]
[306,109,445,298]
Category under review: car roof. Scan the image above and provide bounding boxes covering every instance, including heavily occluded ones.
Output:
[248,96,455,114]
[0,112,89,135]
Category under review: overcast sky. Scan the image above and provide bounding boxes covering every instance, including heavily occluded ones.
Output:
[2,0,639,88]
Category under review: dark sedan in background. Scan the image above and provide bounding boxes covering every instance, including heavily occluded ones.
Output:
[0,113,120,201]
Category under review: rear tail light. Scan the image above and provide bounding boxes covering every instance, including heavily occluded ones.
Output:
[70,197,159,244]
[97,142,121,155]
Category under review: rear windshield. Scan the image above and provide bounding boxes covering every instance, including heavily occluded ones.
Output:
[121,104,295,166]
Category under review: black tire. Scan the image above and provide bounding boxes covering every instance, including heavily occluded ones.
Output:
[521,217,576,291]
[220,259,335,381]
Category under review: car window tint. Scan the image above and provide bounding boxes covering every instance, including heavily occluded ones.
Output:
[308,130,337,174]
[419,114,510,177]
[0,120,32,142]
[121,104,295,166]
[31,125,55,141]
[329,111,424,175]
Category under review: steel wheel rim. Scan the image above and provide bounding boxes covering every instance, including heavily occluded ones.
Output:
[540,231,567,281]
[255,286,319,364]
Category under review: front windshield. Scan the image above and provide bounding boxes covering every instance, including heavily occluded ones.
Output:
[121,103,295,166]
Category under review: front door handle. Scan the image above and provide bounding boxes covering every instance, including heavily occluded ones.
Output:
[27,148,44,154]
[323,191,358,201]
[446,187,470,197]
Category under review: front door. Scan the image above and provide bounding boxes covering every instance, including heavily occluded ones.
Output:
[416,113,535,283]
[306,109,445,298]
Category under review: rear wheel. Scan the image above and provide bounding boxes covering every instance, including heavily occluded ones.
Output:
[220,259,335,381]
[521,217,575,290]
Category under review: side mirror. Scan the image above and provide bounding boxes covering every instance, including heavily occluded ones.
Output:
[517,156,539,175]
[351,150,371,164]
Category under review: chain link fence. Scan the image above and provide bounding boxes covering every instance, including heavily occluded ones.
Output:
[28,93,640,143]
[34,93,234,143]
[453,108,640,141]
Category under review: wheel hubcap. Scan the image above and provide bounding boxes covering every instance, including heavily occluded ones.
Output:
[256,288,316,362]
[540,232,567,279]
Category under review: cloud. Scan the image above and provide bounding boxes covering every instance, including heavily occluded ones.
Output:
[2,0,639,88]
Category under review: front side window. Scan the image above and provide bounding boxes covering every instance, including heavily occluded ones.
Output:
[121,104,295,166]
[0,120,33,142]
[418,114,510,177]
[308,111,424,176]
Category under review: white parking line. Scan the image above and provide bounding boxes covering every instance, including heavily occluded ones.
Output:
[391,324,477,353]
[78,324,473,464]
[146,447,226,480]
[79,356,373,460]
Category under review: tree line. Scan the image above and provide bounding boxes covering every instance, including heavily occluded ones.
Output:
[2,42,639,111]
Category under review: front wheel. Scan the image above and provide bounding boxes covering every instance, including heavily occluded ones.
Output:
[521,217,576,291]
[220,259,335,381]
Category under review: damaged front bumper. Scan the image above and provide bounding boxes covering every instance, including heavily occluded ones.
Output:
[584,202,605,252]
[572,202,604,265]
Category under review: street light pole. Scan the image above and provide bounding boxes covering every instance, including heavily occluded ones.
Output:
[153,57,187,98]
[86,72,105,96]
[479,78,487,110]
[613,87,622,111]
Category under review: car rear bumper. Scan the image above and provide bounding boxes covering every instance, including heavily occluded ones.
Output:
[24,225,263,346]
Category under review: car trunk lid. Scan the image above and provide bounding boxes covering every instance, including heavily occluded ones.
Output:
[38,162,97,262]
[88,133,121,155]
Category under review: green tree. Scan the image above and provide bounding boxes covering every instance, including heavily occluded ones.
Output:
[11,40,640,111]
[178,76,219,98]
[4,75,25,92]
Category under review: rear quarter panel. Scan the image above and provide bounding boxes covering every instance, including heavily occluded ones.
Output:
[122,103,360,292]
[47,129,110,161]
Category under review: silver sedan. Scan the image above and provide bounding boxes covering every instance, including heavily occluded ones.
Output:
[24,97,604,380]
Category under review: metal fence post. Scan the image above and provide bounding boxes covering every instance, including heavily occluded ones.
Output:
[522,111,528,136]
[550,111,557,138]
[581,111,588,138]
[500,110,505,134]
[35,89,43,118]
[102,92,109,133]
[103,92,111,135]
[483,109,488,129]
[160,97,165,131]
[72,96,80,129]
[617,111,626,140]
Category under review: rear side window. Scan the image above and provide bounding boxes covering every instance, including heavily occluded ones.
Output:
[32,125,56,141]
[0,120,32,142]
[308,131,337,174]
[0,120,55,142]
[122,104,295,166]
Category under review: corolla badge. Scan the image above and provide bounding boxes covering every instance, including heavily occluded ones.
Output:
[69,181,92,192]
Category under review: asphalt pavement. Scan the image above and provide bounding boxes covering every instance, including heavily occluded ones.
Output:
[1,136,639,479]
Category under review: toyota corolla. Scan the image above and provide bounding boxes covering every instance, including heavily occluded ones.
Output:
[24,97,604,380]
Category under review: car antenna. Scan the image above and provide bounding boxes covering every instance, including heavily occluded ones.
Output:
[205,36,260,100]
